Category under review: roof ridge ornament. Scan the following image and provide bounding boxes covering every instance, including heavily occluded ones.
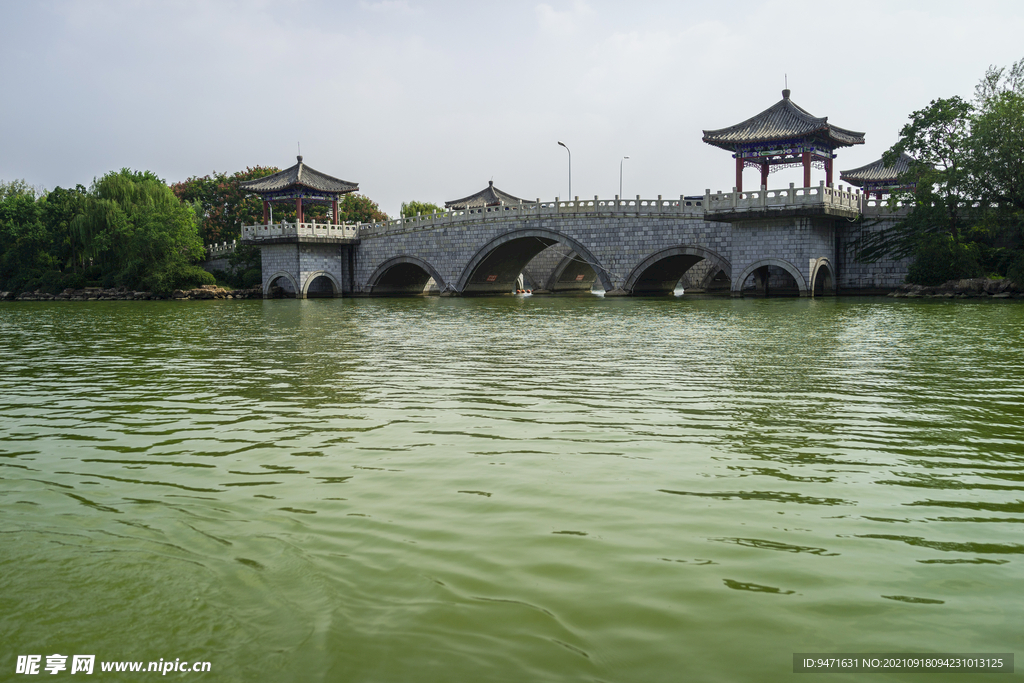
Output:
[782,88,791,99]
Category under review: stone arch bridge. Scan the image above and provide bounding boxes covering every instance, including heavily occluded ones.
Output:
[243,185,905,298]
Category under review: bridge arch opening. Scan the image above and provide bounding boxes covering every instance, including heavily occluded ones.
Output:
[367,256,447,296]
[264,271,299,298]
[521,244,599,292]
[623,246,732,296]
[733,258,808,297]
[303,271,342,298]
[811,258,835,297]
[457,229,612,295]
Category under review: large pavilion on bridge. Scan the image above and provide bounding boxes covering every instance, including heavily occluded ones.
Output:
[702,89,865,192]
[840,152,917,200]
[445,181,534,210]
[239,155,359,224]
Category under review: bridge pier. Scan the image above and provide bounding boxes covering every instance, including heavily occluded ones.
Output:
[260,241,356,298]
[723,216,837,297]
[702,184,855,297]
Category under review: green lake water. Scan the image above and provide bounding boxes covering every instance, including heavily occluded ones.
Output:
[1,296,1021,682]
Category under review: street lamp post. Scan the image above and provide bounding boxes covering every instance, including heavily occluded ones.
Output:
[557,141,571,199]
[620,156,630,199]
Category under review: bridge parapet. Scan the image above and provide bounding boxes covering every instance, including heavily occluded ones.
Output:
[205,240,237,259]
[242,221,360,242]
[705,182,862,220]
[358,195,707,238]
[861,198,912,217]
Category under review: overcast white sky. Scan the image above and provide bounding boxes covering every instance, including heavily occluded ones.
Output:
[2,0,1023,217]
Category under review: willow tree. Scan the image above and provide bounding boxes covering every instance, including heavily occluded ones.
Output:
[400,201,444,218]
[71,169,209,292]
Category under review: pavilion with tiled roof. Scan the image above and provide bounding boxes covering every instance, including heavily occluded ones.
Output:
[445,181,533,210]
[840,152,917,200]
[703,89,865,192]
[240,155,359,224]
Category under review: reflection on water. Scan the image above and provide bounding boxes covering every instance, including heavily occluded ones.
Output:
[1,297,1022,682]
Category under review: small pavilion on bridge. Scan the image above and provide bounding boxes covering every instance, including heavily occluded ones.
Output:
[239,155,359,224]
[840,152,917,200]
[445,181,534,210]
[702,89,865,192]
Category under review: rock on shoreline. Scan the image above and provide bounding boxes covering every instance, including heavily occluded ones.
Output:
[889,278,1022,299]
[1,285,264,301]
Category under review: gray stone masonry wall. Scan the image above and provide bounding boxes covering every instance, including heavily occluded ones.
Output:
[728,216,835,295]
[261,244,300,293]
[261,243,350,297]
[250,200,913,298]
[521,244,569,290]
[355,213,730,294]
[680,259,713,290]
[839,216,911,292]
[201,256,232,274]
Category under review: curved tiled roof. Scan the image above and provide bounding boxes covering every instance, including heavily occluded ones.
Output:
[840,152,915,186]
[239,156,358,195]
[703,90,865,151]
[445,181,533,209]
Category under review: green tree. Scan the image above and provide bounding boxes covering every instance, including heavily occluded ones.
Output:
[400,200,444,218]
[971,61,1024,281]
[0,188,54,292]
[0,179,39,202]
[855,59,1024,283]
[71,169,209,293]
[42,185,89,273]
[971,61,1024,213]
[338,194,388,223]
[884,95,976,246]
[171,166,280,244]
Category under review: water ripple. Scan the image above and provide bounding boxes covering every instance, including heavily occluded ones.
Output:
[2,297,1022,680]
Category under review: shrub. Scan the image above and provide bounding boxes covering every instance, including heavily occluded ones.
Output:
[60,272,86,291]
[906,237,983,285]
[1007,252,1024,285]
[38,270,64,294]
[241,267,262,288]
[140,263,213,296]
[5,268,42,294]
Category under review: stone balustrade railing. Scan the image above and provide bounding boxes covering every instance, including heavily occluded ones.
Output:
[861,198,912,216]
[358,195,707,238]
[239,186,900,244]
[704,182,863,215]
[205,240,238,258]
[242,221,360,241]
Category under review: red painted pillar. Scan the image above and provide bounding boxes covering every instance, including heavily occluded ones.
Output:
[262,200,269,224]
[825,157,833,186]
[332,198,339,225]
[760,161,769,189]
[296,197,303,224]
[802,152,812,188]
[735,156,743,192]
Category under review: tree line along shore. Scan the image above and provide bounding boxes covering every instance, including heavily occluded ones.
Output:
[2,60,1022,301]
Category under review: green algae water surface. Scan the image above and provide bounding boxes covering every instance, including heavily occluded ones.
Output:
[1,296,1021,682]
